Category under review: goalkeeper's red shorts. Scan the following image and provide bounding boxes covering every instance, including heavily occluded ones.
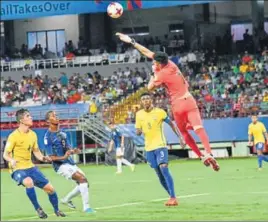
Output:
[171,96,203,131]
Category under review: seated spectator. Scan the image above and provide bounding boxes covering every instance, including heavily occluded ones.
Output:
[67,40,75,52]
[66,51,75,61]
[102,50,109,64]
[44,48,56,59]
[264,75,268,85]
[53,92,66,104]
[89,97,98,115]
[263,92,268,102]
[59,72,68,87]
[242,51,252,64]
[239,61,249,74]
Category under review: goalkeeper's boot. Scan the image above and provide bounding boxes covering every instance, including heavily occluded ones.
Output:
[202,155,220,171]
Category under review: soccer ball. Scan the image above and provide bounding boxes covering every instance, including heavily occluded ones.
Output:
[107,2,123,19]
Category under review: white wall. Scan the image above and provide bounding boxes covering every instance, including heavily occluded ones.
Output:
[233,1,252,20]
[13,15,79,49]
[209,1,235,24]
[111,5,195,39]
[233,0,268,19]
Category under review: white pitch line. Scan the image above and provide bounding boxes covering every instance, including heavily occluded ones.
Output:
[7,193,209,221]
[249,191,268,194]
[92,180,152,185]
[218,191,268,195]
[91,175,266,185]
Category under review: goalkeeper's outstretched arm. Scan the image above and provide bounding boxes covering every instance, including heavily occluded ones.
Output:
[116,32,154,59]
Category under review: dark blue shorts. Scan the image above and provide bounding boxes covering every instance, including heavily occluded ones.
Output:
[146,147,168,169]
[11,166,49,189]
[256,143,265,151]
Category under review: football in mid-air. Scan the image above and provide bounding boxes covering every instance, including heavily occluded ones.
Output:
[107,2,123,19]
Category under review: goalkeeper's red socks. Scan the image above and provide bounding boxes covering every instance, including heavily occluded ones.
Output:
[181,130,203,157]
[195,128,212,154]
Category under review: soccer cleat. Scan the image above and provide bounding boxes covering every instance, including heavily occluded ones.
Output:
[84,208,96,213]
[202,155,211,167]
[130,164,135,172]
[61,199,76,209]
[202,155,220,171]
[37,208,48,219]
[55,210,66,217]
[202,157,210,167]
[209,157,220,171]
[115,171,122,174]
[165,198,179,206]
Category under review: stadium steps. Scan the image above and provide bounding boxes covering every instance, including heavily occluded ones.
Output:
[78,115,110,147]
[110,87,147,124]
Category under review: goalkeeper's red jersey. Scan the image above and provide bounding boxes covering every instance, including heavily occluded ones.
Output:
[152,60,189,107]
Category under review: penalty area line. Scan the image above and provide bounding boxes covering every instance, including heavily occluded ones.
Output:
[7,193,209,221]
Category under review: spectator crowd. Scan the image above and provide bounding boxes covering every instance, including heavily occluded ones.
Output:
[0,66,149,112]
[1,31,268,123]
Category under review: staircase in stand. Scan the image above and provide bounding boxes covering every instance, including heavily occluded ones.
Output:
[78,115,110,147]
[109,87,148,124]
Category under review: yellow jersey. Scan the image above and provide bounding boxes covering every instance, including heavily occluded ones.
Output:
[248,121,267,144]
[239,64,249,74]
[135,108,167,151]
[89,102,98,114]
[5,129,39,172]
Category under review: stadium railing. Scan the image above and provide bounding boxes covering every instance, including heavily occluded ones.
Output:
[0,107,81,129]
[0,54,151,72]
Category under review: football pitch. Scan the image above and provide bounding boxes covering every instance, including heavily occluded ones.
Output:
[1,158,267,221]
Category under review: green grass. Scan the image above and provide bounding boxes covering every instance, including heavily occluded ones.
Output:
[1,158,267,221]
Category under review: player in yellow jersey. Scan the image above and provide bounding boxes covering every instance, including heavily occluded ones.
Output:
[3,109,66,219]
[248,114,268,170]
[135,92,184,206]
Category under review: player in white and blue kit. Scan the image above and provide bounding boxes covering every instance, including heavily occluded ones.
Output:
[43,111,94,213]
[108,121,135,174]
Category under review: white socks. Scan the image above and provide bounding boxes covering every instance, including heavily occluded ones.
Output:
[78,183,90,211]
[63,185,80,202]
[117,158,133,172]
[116,159,122,172]
[121,158,132,167]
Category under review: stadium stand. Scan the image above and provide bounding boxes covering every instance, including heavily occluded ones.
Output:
[1,47,267,127]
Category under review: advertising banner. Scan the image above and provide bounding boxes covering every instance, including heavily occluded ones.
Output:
[1,0,214,21]
[1,103,88,122]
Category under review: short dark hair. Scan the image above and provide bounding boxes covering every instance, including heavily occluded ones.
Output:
[153,51,168,65]
[140,92,151,99]
[45,111,54,121]
[16,109,30,123]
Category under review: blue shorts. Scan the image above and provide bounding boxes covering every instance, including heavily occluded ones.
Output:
[11,166,49,189]
[146,147,168,169]
[255,143,265,151]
